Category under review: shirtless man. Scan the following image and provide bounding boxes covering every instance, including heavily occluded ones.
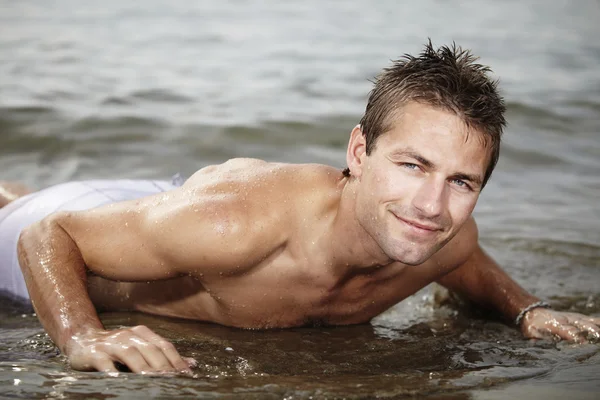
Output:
[2,42,599,374]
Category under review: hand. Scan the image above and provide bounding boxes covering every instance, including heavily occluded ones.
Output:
[64,325,196,373]
[521,308,600,343]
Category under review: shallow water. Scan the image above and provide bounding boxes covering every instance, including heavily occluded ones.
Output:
[1,0,600,398]
[2,287,599,399]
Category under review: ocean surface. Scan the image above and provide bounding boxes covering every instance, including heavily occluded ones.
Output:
[1,0,599,398]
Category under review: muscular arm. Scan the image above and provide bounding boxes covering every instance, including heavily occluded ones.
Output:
[18,185,280,372]
[435,218,600,342]
[441,247,545,322]
[18,217,104,356]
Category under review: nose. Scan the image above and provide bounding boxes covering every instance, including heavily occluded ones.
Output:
[411,177,446,218]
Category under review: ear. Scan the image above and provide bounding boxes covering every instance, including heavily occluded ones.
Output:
[346,125,368,178]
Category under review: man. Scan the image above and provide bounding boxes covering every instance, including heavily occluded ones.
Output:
[2,42,598,375]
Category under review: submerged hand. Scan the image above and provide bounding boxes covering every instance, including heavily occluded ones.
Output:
[65,325,196,374]
[521,308,600,343]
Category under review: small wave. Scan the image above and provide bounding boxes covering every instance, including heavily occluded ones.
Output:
[480,236,600,260]
[0,110,169,156]
[0,105,67,146]
[222,115,355,148]
[99,89,193,107]
[0,105,56,115]
[564,96,600,109]
[100,96,133,106]
[0,134,74,154]
[500,144,568,167]
[69,115,169,139]
[507,101,569,120]
[128,89,194,104]
[0,105,58,127]
[507,101,576,134]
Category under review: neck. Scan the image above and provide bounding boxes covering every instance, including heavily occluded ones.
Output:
[328,177,395,272]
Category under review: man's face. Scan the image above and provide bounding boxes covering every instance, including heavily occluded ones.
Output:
[350,102,490,265]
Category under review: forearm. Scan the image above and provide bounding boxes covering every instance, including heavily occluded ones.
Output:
[17,214,104,354]
[437,246,540,322]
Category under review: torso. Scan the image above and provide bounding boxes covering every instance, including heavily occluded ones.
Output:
[88,159,457,328]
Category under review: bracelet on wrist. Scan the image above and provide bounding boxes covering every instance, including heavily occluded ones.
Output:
[514,300,551,327]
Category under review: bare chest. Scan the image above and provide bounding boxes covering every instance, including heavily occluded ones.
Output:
[96,251,446,329]
[200,255,444,328]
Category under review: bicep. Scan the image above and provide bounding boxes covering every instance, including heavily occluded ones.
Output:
[55,199,177,281]
[57,192,277,282]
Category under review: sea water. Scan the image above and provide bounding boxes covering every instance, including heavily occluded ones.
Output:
[1,0,599,398]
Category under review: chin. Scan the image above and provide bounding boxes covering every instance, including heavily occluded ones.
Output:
[388,247,434,266]
[396,254,430,266]
[385,236,447,265]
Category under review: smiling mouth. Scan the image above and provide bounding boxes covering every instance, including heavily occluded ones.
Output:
[391,213,442,233]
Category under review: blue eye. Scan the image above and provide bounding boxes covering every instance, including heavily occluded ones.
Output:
[402,163,419,170]
[451,179,471,190]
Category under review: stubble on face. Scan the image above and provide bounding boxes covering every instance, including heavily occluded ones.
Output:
[352,103,489,266]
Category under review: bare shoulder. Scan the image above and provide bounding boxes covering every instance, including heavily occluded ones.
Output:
[185,158,341,203]
[163,159,340,268]
[430,216,479,270]
[186,158,340,185]
[182,156,343,240]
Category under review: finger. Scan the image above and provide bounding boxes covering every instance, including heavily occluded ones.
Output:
[153,339,193,373]
[550,324,587,344]
[184,357,198,369]
[572,320,600,340]
[565,314,600,326]
[92,355,119,373]
[131,326,191,372]
[129,337,176,372]
[110,345,154,374]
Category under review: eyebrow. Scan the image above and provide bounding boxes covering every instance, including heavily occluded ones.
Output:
[391,149,483,187]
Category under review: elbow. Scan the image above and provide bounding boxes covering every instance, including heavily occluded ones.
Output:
[18,211,63,245]
[17,212,76,272]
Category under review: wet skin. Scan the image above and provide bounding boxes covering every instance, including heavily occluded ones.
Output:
[16,102,600,374]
